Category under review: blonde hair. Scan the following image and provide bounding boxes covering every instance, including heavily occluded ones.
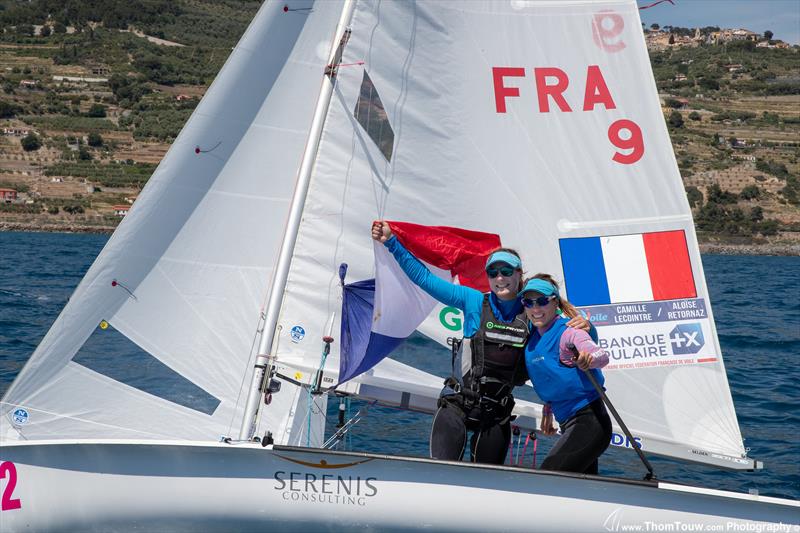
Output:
[526,273,580,319]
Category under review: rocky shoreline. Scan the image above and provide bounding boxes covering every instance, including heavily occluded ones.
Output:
[698,242,800,257]
[2,221,798,256]
[0,221,115,234]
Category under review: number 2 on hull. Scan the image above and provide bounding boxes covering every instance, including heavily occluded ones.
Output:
[1,461,22,511]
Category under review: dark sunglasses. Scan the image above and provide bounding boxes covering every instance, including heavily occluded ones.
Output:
[521,295,555,308]
[486,266,516,278]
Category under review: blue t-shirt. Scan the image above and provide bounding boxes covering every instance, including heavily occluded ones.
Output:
[384,236,522,336]
[525,318,603,423]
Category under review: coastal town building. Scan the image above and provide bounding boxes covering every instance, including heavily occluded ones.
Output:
[711,29,759,43]
[0,188,18,203]
[52,75,109,85]
[644,26,789,51]
[2,128,32,136]
[112,205,130,216]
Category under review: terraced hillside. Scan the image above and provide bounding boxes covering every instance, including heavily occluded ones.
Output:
[0,1,798,253]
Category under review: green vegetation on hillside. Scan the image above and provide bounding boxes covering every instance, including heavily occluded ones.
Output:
[1,2,798,244]
[44,160,156,188]
[650,41,800,98]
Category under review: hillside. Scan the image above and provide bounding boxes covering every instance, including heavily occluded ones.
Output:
[0,1,798,254]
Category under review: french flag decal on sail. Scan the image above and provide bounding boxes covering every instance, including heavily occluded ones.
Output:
[338,222,501,384]
[559,230,696,306]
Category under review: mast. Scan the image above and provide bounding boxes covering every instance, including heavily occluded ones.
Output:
[238,0,357,441]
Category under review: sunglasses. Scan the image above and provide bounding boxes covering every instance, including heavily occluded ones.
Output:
[486,266,516,278]
[521,295,556,308]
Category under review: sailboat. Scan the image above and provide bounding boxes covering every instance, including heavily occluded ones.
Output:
[1,0,797,530]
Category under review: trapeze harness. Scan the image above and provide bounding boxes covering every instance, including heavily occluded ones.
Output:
[442,295,529,427]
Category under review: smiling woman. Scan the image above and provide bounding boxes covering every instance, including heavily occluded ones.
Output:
[519,274,612,475]
[370,221,593,466]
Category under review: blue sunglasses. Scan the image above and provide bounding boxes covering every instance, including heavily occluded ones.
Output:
[521,295,556,308]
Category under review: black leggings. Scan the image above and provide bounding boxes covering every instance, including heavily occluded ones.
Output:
[429,401,511,464]
[540,398,612,475]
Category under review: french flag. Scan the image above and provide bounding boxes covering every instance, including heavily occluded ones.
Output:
[338,222,501,384]
[559,230,696,306]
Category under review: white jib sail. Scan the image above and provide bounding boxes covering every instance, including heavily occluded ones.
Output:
[1,0,345,445]
[273,0,749,468]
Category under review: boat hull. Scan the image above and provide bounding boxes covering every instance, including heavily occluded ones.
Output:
[0,440,797,532]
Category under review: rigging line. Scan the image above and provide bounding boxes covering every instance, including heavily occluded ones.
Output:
[638,0,675,10]
[111,279,137,301]
[303,389,329,447]
[577,366,656,480]
[145,263,248,378]
[363,0,391,218]
[226,306,265,439]
[319,87,359,324]
[381,0,417,218]
[322,399,376,449]
[194,141,222,154]
[337,61,365,68]
[338,88,392,220]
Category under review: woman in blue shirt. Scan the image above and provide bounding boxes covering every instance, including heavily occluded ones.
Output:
[520,274,612,474]
[372,221,591,464]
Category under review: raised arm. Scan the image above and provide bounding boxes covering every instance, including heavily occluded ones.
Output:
[372,220,481,311]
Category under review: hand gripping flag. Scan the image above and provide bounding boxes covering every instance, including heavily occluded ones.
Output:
[338,222,501,384]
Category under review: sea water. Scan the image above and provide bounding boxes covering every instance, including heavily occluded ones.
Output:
[0,231,797,500]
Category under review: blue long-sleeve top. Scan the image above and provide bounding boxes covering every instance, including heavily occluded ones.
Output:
[384,236,522,336]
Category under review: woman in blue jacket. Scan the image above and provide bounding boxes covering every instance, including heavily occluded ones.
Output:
[371,221,592,464]
[519,274,612,474]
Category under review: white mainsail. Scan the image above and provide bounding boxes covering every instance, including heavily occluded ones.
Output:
[272,0,749,468]
[0,0,345,444]
[2,0,749,469]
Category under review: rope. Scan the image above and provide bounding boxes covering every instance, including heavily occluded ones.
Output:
[638,0,674,9]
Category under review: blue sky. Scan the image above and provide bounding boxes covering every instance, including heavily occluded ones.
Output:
[638,0,800,44]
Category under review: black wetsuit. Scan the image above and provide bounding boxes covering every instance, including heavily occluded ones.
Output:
[540,398,612,475]
[431,296,529,464]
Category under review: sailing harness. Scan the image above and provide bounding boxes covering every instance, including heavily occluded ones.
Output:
[441,295,529,428]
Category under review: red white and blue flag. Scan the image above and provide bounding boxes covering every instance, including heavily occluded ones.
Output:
[338,222,500,384]
[559,230,696,306]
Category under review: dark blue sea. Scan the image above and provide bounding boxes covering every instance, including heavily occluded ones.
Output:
[1,231,798,500]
